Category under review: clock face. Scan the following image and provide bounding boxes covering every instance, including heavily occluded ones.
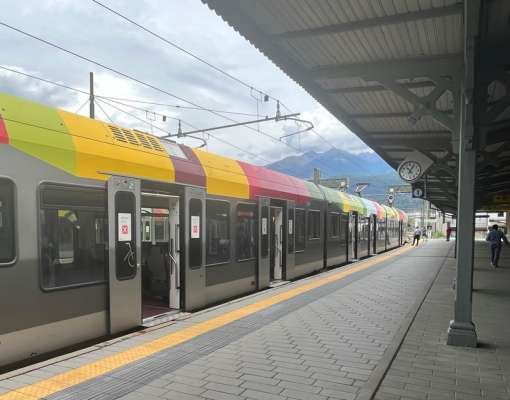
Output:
[399,161,422,182]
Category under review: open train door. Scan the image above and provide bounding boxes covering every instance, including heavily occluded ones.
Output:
[183,186,206,310]
[286,200,295,280]
[258,197,270,289]
[348,212,358,261]
[107,176,142,334]
[372,216,377,254]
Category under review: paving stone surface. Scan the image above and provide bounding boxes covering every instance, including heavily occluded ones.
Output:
[375,241,510,400]
[0,242,454,400]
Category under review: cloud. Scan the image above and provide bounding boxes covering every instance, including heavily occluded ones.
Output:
[0,0,371,165]
[0,65,86,109]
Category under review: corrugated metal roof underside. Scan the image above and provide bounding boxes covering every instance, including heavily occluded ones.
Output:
[202,0,464,212]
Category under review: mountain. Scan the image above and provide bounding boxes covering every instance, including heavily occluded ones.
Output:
[266,149,422,211]
[267,148,394,178]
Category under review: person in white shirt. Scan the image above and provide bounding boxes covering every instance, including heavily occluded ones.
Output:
[412,226,421,246]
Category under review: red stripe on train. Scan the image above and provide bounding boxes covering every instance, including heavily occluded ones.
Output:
[0,115,8,144]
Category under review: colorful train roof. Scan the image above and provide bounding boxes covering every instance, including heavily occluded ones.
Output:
[0,92,406,220]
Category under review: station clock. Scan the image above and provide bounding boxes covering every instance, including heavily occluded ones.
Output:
[398,160,422,182]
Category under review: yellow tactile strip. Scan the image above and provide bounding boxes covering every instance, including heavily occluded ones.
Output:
[0,245,410,400]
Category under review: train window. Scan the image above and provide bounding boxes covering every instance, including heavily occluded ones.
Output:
[206,200,230,265]
[153,210,169,243]
[114,191,137,281]
[295,208,306,251]
[189,199,202,269]
[288,208,294,253]
[40,184,107,289]
[261,205,269,258]
[95,217,108,245]
[141,208,169,243]
[141,214,152,242]
[308,210,321,240]
[0,179,16,264]
[339,213,348,242]
[329,212,340,238]
[236,204,257,260]
[378,219,386,240]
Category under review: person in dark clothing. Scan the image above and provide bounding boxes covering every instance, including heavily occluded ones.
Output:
[446,226,452,241]
[412,226,421,246]
[486,224,509,268]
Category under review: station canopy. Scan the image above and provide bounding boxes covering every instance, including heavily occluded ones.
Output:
[202,1,510,214]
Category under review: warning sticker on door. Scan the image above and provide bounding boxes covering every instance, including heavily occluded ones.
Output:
[288,219,293,235]
[191,215,200,239]
[261,217,268,235]
[118,213,132,242]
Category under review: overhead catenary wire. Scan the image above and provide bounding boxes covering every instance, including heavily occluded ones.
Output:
[97,94,299,164]
[97,97,270,162]
[94,99,115,124]
[91,0,280,104]
[0,65,263,118]
[0,21,305,154]
[98,95,263,117]
[0,62,273,163]
[0,21,344,173]
[97,96,182,123]
[100,97,269,161]
[74,98,91,114]
[91,0,315,141]
[98,97,205,148]
[97,97,174,136]
[0,64,88,95]
[0,21,259,123]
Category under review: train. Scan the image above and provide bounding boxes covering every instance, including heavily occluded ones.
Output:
[0,92,407,369]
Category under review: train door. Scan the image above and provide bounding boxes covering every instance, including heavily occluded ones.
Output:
[270,207,283,281]
[168,199,180,309]
[140,193,180,320]
[372,216,378,254]
[348,212,358,261]
[258,197,270,289]
[286,200,295,280]
[367,217,372,256]
[107,176,142,335]
[183,187,206,310]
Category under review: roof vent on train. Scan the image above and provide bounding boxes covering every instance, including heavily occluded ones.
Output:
[107,125,165,152]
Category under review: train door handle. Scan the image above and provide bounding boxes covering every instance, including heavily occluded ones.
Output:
[175,225,180,289]
[175,224,180,253]
[168,251,178,274]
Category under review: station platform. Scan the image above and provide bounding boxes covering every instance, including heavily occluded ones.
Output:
[376,241,510,400]
[0,241,508,400]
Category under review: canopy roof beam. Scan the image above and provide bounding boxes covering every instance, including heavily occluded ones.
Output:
[310,54,463,82]
[274,4,463,40]
[377,79,458,132]
[325,81,435,94]
[349,111,453,119]
[367,130,451,139]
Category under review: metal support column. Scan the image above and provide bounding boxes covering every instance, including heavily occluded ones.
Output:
[89,72,95,119]
[447,0,480,348]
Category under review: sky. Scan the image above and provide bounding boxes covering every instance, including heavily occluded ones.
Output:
[0,0,370,165]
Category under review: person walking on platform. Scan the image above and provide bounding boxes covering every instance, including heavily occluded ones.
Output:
[486,224,509,268]
[422,227,429,242]
[412,226,421,246]
[446,226,452,241]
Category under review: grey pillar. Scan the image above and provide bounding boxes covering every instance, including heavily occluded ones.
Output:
[447,0,479,348]
[447,124,477,347]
